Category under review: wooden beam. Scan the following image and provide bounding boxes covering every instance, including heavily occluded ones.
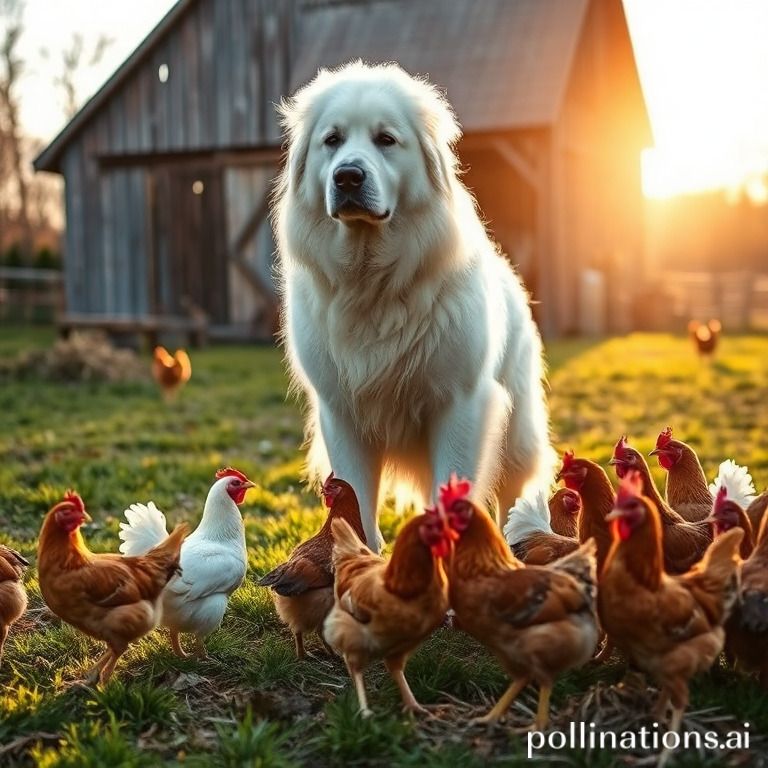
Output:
[97,145,282,169]
[492,139,541,191]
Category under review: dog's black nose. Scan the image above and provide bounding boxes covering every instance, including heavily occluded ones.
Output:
[333,165,365,191]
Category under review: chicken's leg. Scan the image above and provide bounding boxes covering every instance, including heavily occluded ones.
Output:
[170,631,188,658]
[535,684,552,731]
[471,677,529,726]
[384,656,427,715]
[294,632,305,659]
[84,649,112,684]
[345,659,372,717]
[0,624,8,668]
[193,635,208,660]
[99,650,124,684]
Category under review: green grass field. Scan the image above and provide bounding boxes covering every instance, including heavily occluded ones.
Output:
[1,328,767,767]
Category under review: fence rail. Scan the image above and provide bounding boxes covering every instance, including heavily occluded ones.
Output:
[0,267,64,323]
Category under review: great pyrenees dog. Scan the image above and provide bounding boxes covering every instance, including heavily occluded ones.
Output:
[273,62,555,551]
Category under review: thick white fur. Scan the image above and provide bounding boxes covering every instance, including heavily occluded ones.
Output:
[273,62,555,551]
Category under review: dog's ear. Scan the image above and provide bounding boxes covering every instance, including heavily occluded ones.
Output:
[415,82,462,195]
[277,96,312,190]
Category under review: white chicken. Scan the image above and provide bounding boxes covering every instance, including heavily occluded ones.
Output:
[118,467,253,657]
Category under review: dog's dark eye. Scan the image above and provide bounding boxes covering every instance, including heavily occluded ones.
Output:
[324,132,342,148]
[374,132,396,148]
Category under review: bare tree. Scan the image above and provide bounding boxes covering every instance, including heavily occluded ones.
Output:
[51,32,113,121]
[0,0,32,261]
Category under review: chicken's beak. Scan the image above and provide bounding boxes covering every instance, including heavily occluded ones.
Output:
[607,458,618,465]
[604,509,623,521]
[648,448,661,457]
[704,513,718,524]
[243,481,256,490]
[83,511,93,524]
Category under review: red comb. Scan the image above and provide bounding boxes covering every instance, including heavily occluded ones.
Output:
[616,470,644,505]
[713,485,728,514]
[322,472,335,490]
[62,490,85,513]
[438,473,472,511]
[614,436,629,460]
[215,467,249,483]
[561,450,575,470]
[656,427,673,450]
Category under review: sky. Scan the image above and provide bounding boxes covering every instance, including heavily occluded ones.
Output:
[10,0,768,199]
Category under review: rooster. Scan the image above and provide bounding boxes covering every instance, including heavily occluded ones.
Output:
[447,476,599,729]
[258,474,366,658]
[119,468,252,658]
[610,436,711,573]
[152,346,192,402]
[687,319,721,359]
[599,471,742,735]
[0,545,29,667]
[650,427,755,522]
[38,491,186,683]
[504,489,579,565]
[323,506,454,716]
[556,451,615,572]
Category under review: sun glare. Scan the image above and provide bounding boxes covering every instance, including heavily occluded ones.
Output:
[624,0,768,200]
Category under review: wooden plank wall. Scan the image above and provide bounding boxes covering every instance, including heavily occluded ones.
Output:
[60,0,294,316]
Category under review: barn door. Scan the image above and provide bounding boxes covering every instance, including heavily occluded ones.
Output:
[149,165,229,324]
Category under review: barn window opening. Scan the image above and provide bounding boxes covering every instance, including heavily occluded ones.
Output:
[192,180,205,195]
[158,63,169,83]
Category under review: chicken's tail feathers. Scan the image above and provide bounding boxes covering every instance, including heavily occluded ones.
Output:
[503,489,552,546]
[700,527,744,581]
[552,537,597,582]
[119,501,169,556]
[710,460,756,510]
[146,522,188,580]
[330,518,370,564]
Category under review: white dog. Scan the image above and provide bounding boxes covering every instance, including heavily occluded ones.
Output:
[273,62,555,551]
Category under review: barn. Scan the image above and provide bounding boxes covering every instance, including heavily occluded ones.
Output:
[34,0,651,342]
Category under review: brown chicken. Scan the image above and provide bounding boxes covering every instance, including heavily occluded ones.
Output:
[556,451,615,571]
[258,473,366,658]
[152,346,192,402]
[688,319,721,359]
[719,497,768,687]
[323,500,454,716]
[550,488,581,538]
[0,545,29,666]
[611,436,712,573]
[446,477,599,729]
[37,491,187,684]
[709,486,755,560]
[745,489,768,536]
[504,488,579,565]
[599,471,742,734]
[650,427,756,528]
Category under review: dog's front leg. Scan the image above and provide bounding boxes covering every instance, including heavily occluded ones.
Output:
[428,381,511,508]
[319,403,384,552]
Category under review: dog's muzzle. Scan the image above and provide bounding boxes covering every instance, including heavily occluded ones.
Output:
[329,162,389,222]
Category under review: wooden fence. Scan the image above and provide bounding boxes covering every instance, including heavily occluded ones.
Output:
[0,267,64,323]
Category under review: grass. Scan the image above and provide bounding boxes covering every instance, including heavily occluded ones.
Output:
[1,327,767,767]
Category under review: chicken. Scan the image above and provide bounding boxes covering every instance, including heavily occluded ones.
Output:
[688,319,721,359]
[0,545,29,666]
[650,427,755,523]
[119,468,252,658]
[323,500,454,716]
[556,451,615,571]
[504,489,579,565]
[550,487,581,538]
[599,471,742,734]
[709,486,755,560]
[446,477,599,729]
[717,492,768,687]
[610,436,711,573]
[745,489,768,536]
[258,473,366,658]
[152,346,192,402]
[38,491,186,683]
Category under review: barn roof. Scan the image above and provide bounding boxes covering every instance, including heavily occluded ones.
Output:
[35,0,607,172]
[292,0,589,132]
